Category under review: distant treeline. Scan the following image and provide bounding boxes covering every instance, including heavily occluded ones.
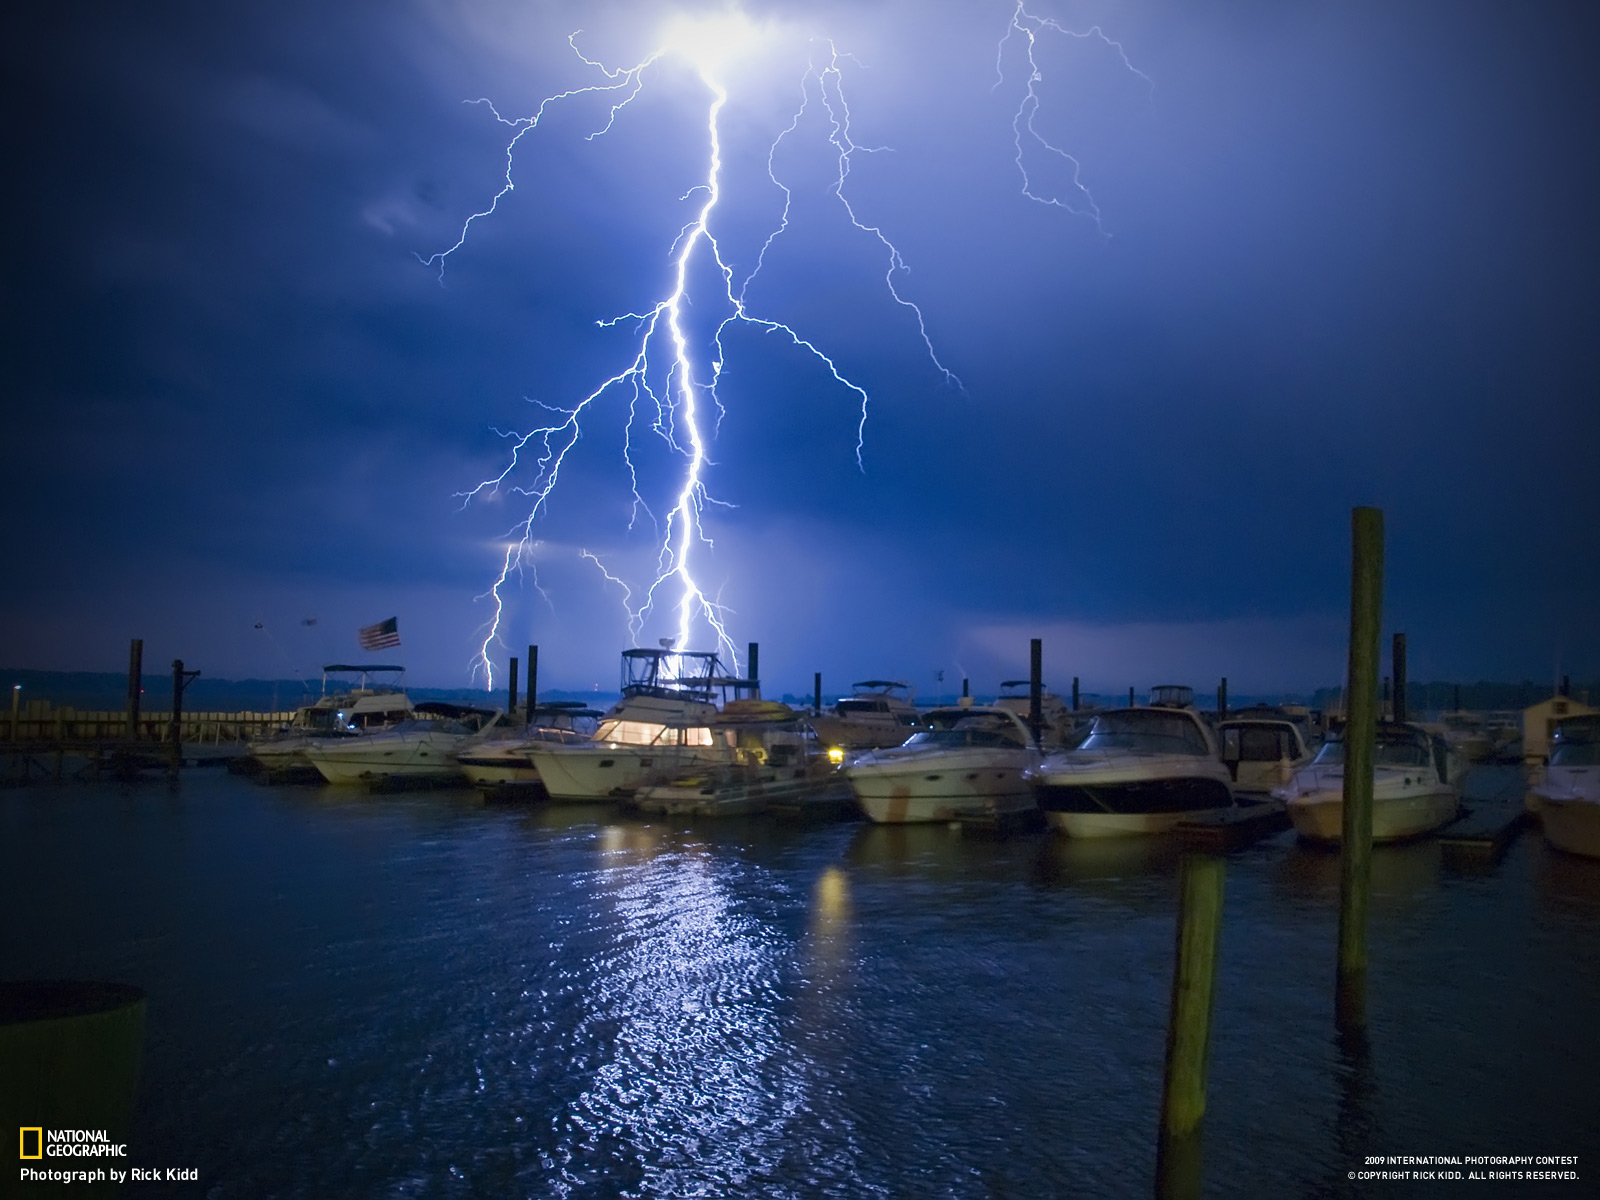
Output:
[1309,680,1595,713]
[3,669,1590,715]
[0,669,605,712]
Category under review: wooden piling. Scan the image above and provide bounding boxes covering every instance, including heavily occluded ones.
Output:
[507,657,519,719]
[1157,853,1226,1196]
[1392,633,1407,724]
[1337,506,1384,1030]
[962,677,970,699]
[1129,686,1135,707]
[1217,677,1228,721]
[526,645,537,725]
[125,639,143,743]
[813,672,822,715]
[168,660,183,779]
[747,642,760,699]
[1028,638,1043,746]
[1071,676,1080,712]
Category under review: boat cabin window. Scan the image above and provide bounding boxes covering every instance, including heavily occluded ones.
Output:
[1233,726,1295,762]
[1080,712,1209,756]
[837,699,890,715]
[595,719,672,746]
[904,713,1027,748]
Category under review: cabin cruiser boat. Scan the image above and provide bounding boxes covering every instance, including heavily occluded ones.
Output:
[1273,721,1463,844]
[633,700,848,816]
[844,705,1040,824]
[1530,715,1600,858]
[302,702,498,786]
[243,664,414,780]
[527,648,743,801]
[1218,713,1316,797]
[456,702,603,793]
[809,680,924,753]
[1148,684,1196,709]
[994,681,1084,748]
[1027,705,1236,838]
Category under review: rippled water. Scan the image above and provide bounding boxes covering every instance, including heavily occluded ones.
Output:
[4,768,1598,1197]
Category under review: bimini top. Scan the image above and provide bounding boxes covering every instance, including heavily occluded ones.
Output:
[620,648,723,698]
[1149,684,1195,709]
[851,680,911,692]
[322,664,404,674]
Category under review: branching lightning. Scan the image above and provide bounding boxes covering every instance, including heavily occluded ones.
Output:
[997,2,1152,233]
[431,15,957,688]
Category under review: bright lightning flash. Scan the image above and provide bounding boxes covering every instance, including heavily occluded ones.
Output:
[433,11,958,688]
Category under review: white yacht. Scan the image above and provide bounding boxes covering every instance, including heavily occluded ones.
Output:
[1530,715,1600,859]
[1027,706,1236,838]
[456,702,602,793]
[1218,712,1316,797]
[245,664,414,779]
[844,705,1040,824]
[993,681,1084,748]
[633,700,846,816]
[1274,721,1463,844]
[526,648,739,802]
[809,680,924,753]
[303,702,498,786]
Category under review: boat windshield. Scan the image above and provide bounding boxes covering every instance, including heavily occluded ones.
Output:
[1080,712,1209,756]
[1551,742,1600,767]
[1226,724,1297,762]
[903,715,1024,749]
[837,699,890,715]
[1312,731,1430,768]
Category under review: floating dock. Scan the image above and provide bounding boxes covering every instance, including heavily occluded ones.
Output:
[1176,801,1290,853]
[1437,805,1527,868]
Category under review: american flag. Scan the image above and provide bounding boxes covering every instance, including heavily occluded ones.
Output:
[358,616,401,651]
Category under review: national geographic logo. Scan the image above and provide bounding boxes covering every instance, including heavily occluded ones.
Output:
[16,1127,128,1158]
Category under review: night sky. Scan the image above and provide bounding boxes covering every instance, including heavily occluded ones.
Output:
[4,0,1596,698]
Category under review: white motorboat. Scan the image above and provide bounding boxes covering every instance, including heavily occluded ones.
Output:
[456,702,602,793]
[244,664,414,779]
[809,680,924,754]
[994,681,1085,748]
[1218,713,1316,797]
[527,648,740,802]
[1274,721,1463,844]
[844,705,1040,824]
[1027,705,1236,838]
[1530,715,1600,858]
[302,702,498,786]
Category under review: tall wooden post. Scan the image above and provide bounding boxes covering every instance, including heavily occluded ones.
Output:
[168,660,184,780]
[1129,686,1136,708]
[507,657,519,719]
[526,645,537,725]
[813,672,822,715]
[1391,634,1407,724]
[1338,506,1384,1030]
[1217,677,1228,722]
[8,684,18,741]
[1157,853,1226,1198]
[1071,676,1080,712]
[747,642,760,699]
[1029,638,1043,746]
[962,677,970,699]
[125,639,143,743]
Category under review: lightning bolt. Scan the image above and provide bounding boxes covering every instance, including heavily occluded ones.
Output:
[997,1,1153,233]
[431,19,958,689]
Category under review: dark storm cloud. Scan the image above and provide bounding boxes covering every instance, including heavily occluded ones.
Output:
[2,0,1596,690]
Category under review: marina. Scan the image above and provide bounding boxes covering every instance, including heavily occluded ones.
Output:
[3,762,1596,1196]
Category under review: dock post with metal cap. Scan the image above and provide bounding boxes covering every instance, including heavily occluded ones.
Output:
[125,638,143,742]
[1157,852,1226,1199]
[526,645,537,726]
[1029,638,1043,745]
[1338,506,1384,1030]
[1392,633,1407,724]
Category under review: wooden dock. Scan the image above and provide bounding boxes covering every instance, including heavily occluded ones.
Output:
[1176,801,1290,853]
[1437,805,1527,868]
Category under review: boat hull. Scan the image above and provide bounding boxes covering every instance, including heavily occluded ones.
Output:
[1286,785,1459,844]
[528,745,726,801]
[846,750,1036,824]
[1539,796,1600,859]
[305,732,467,785]
[1033,776,1235,839]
